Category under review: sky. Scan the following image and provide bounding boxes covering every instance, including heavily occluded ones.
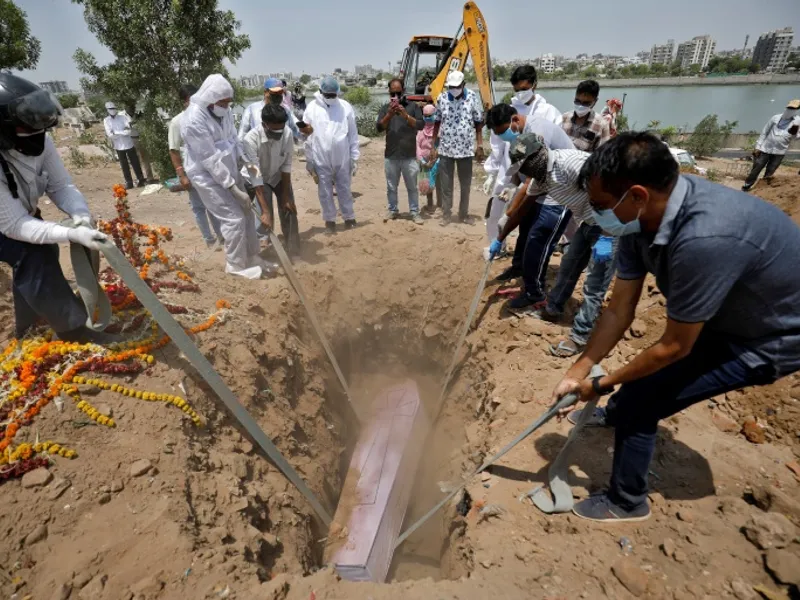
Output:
[14,0,800,89]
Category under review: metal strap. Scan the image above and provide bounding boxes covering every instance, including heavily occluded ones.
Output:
[268,230,362,424]
[72,229,332,525]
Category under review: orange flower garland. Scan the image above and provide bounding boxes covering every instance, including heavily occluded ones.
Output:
[0,185,232,479]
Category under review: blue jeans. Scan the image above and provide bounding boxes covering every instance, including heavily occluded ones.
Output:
[570,238,618,345]
[188,186,223,244]
[546,222,602,314]
[385,158,420,215]
[522,204,571,303]
[603,333,779,510]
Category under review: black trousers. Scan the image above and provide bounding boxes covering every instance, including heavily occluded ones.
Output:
[118,147,144,186]
[0,232,87,336]
[257,180,300,255]
[744,152,784,188]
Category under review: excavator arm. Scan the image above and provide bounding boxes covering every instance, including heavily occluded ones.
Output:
[428,2,494,111]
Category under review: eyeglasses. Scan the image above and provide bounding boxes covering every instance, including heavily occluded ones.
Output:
[589,189,629,211]
[574,98,595,107]
[322,92,338,99]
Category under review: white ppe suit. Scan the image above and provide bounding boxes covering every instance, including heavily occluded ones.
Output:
[181,74,262,278]
[302,92,360,223]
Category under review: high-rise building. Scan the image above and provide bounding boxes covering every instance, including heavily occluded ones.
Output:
[752,27,794,71]
[540,53,556,74]
[39,81,69,94]
[649,40,676,66]
[354,64,376,77]
[675,35,716,69]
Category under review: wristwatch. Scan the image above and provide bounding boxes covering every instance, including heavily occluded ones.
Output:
[591,376,615,396]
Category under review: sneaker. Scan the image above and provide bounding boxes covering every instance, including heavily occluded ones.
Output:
[508,293,546,315]
[325,221,337,235]
[344,219,357,230]
[572,492,651,523]
[136,180,146,188]
[125,182,135,190]
[741,184,752,192]
[412,213,424,225]
[439,214,451,227]
[495,265,522,282]
[531,307,561,323]
[460,215,475,225]
[566,406,610,427]
[384,210,399,222]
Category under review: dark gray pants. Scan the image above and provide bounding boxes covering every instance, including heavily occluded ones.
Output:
[744,152,784,188]
[118,147,144,187]
[253,180,300,255]
[438,156,473,219]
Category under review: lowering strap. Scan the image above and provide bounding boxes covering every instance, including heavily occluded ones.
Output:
[69,240,112,331]
[68,225,332,525]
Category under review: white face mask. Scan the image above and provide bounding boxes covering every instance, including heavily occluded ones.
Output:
[211,104,229,118]
[513,88,535,105]
[449,87,464,98]
[574,104,592,117]
[107,109,118,116]
[323,96,339,107]
[781,108,799,120]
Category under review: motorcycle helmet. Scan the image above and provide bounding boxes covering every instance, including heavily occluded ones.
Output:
[0,73,62,151]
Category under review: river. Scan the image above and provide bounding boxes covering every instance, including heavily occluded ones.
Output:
[241,83,799,132]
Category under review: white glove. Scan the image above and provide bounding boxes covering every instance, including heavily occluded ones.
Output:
[497,213,509,234]
[499,185,517,202]
[67,227,108,251]
[351,162,358,177]
[228,184,252,211]
[71,214,96,228]
[482,174,496,195]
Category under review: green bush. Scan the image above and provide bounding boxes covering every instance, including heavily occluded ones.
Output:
[501,91,513,104]
[684,114,737,158]
[344,87,372,106]
[616,113,630,133]
[355,103,381,138]
[78,129,95,144]
[58,93,80,109]
[68,147,87,168]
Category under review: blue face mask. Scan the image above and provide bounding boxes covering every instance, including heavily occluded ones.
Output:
[591,190,642,236]
[423,116,435,123]
[498,127,519,143]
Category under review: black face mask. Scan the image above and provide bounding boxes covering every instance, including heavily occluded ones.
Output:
[15,132,46,156]
[269,94,283,105]
[390,92,407,105]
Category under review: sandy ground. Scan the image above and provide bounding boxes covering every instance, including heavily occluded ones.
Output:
[1,127,799,600]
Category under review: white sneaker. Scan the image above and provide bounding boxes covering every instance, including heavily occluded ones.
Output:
[225,263,262,279]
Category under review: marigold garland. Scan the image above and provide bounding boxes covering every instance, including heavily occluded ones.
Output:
[0,185,231,480]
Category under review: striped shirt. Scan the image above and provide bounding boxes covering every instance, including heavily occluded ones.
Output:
[526,149,594,225]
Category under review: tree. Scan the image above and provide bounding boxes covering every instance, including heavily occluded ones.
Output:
[492,64,508,81]
[684,114,738,158]
[300,74,312,84]
[58,93,80,109]
[0,0,41,71]
[72,0,250,180]
[562,62,580,75]
[581,65,599,78]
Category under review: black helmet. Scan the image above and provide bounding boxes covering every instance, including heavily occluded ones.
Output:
[0,73,62,150]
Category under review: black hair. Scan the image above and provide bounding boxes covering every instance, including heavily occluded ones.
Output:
[579,131,679,196]
[261,103,289,125]
[388,78,405,90]
[576,79,600,99]
[510,65,538,87]
[485,103,517,129]
[179,84,198,102]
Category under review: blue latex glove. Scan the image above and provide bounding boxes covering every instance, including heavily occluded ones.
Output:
[489,238,503,260]
[592,236,614,264]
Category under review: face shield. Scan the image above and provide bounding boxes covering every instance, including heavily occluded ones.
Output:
[9,89,62,131]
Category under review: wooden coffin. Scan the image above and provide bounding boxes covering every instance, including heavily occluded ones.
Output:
[325,380,429,582]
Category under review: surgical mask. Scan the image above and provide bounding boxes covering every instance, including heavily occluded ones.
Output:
[781,108,799,120]
[266,128,284,140]
[574,104,592,117]
[513,88,535,105]
[449,87,463,98]
[211,105,229,118]
[107,109,118,116]
[14,131,46,156]
[423,116,435,123]
[322,95,338,107]
[498,126,519,143]
[591,190,642,236]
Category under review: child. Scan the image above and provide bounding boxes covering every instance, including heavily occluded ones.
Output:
[416,104,440,213]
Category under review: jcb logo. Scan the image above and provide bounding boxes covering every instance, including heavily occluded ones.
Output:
[476,17,486,34]
[448,58,461,72]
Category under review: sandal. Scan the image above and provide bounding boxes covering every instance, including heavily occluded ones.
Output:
[549,339,585,358]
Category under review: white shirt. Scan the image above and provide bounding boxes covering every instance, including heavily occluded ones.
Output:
[0,136,91,244]
[756,114,800,156]
[103,113,134,151]
[168,110,187,163]
[241,125,293,188]
[512,93,562,125]
[526,149,594,225]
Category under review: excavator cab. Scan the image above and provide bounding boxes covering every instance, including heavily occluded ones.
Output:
[397,2,494,111]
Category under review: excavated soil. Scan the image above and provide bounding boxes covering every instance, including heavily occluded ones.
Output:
[1,129,799,600]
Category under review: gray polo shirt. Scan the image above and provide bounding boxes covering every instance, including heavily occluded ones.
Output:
[617,175,800,376]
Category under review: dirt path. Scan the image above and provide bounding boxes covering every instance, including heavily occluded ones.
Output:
[1,129,798,600]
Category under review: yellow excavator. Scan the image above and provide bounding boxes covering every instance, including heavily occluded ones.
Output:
[398,2,494,111]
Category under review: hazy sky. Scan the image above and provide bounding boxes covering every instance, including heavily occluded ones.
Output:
[14,0,800,88]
